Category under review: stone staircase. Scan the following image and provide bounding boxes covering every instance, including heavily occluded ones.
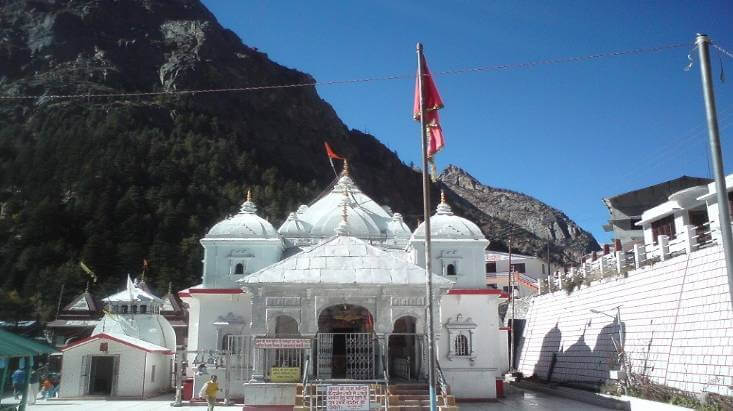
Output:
[294,383,457,410]
[387,384,457,411]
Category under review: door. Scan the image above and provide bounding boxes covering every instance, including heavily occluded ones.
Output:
[317,333,333,379]
[89,356,114,395]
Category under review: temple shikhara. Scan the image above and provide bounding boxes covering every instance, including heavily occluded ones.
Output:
[178,162,508,402]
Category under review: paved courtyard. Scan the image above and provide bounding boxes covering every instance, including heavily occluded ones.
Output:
[5,391,609,410]
[1,389,691,410]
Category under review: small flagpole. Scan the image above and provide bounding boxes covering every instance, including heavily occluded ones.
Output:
[417,42,438,411]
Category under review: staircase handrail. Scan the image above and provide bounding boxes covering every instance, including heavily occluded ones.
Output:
[435,359,449,396]
[302,357,310,385]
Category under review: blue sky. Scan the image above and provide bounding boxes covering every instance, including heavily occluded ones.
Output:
[201,0,733,244]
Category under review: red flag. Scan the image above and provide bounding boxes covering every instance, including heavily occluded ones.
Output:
[324,141,345,177]
[413,54,445,158]
[324,142,344,160]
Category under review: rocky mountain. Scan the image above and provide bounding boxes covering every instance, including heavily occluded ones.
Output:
[0,0,597,321]
[440,165,599,264]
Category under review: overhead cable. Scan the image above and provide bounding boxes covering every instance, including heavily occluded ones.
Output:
[0,42,691,101]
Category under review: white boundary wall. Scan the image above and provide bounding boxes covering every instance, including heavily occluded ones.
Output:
[518,244,733,396]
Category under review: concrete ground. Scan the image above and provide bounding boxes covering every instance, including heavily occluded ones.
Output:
[460,390,610,410]
[2,390,692,410]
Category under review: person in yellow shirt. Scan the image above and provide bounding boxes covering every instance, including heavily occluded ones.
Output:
[198,375,219,410]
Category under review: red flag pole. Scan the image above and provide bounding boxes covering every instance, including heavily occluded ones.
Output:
[417,42,438,411]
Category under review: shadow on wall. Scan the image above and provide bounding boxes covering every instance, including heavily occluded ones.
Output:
[531,315,626,385]
[533,322,562,380]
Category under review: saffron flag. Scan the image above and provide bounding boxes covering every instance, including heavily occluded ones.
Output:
[413,53,445,158]
[324,141,345,177]
[324,142,344,160]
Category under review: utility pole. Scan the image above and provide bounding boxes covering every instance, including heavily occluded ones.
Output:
[416,42,438,411]
[507,220,514,371]
[696,34,733,310]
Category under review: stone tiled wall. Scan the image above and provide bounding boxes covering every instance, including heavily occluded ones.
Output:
[517,245,733,396]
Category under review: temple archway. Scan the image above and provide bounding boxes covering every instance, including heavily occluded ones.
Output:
[317,304,373,333]
[274,315,299,335]
[388,316,419,381]
[316,304,375,379]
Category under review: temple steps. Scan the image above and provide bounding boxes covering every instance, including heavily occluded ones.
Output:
[294,383,456,410]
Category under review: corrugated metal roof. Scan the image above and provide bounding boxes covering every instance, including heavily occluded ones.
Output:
[0,328,58,358]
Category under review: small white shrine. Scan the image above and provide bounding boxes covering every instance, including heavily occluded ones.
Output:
[179,163,508,400]
[59,277,176,398]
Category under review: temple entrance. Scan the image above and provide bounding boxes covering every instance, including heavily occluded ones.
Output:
[316,304,375,380]
[89,356,114,395]
[388,316,420,381]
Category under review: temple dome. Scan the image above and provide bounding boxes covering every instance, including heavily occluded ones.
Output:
[278,212,313,237]
[206,194,278,239]
[310,194,382,237]
[387,213,411,238]
[412,195,485,240]
[292,167,391,239]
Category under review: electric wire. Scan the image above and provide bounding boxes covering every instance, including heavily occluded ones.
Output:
[0,42,691,101]
[713,43,733,60]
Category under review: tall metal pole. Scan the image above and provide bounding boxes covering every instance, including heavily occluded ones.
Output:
[507,225,514,371]
[696,34,733,310]
[417,42,438,411]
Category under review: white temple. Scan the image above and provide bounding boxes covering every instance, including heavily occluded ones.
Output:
[179,162,508,401]
[60,276,176,398]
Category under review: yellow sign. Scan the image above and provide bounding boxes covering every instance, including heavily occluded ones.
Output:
[270,367,300,383]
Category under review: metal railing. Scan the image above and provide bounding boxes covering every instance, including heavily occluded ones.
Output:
[540,222,724,295]
[435,360,449,396]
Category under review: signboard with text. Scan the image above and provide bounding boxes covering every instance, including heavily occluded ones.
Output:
[254,338,310,349]
[326,384,370,411]
[270,367,301,382]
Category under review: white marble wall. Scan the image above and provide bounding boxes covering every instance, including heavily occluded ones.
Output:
[518,244,733,396]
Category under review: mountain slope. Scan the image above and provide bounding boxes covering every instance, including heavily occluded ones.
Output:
[440,165,599,263]
[0,0,597,321]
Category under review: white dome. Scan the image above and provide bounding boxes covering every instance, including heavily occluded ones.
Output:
[387,213,412,238]
[412,198,485,240]
[278,212,313,237]
[295,174,390,239]
[206,197,278,239]
[310,193,382,237]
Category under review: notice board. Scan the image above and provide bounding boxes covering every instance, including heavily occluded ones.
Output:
[326,384,370,410]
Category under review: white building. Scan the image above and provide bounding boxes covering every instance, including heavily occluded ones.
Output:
[179,164,508,401]
[59,277,176,398]
[637,173,733,251]
[485,251,543,297]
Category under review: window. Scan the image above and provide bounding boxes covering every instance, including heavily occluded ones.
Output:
[511,263,526,273]
[729,192,733,219]
[651,215,676,244]
[140,305,147,314]
[445,314,476,362]
[485,262,496,273]
[151,365,156,382]
[502,286,510,292]
[454,335,469,357]
[121,305,128,314]
[132,305,138,314]
[542,264,545,274]
[446,264,456,276]
[234,263,244,275]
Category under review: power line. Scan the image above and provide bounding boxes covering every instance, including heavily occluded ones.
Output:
[713,43,733,60]
[0,41,690,101]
